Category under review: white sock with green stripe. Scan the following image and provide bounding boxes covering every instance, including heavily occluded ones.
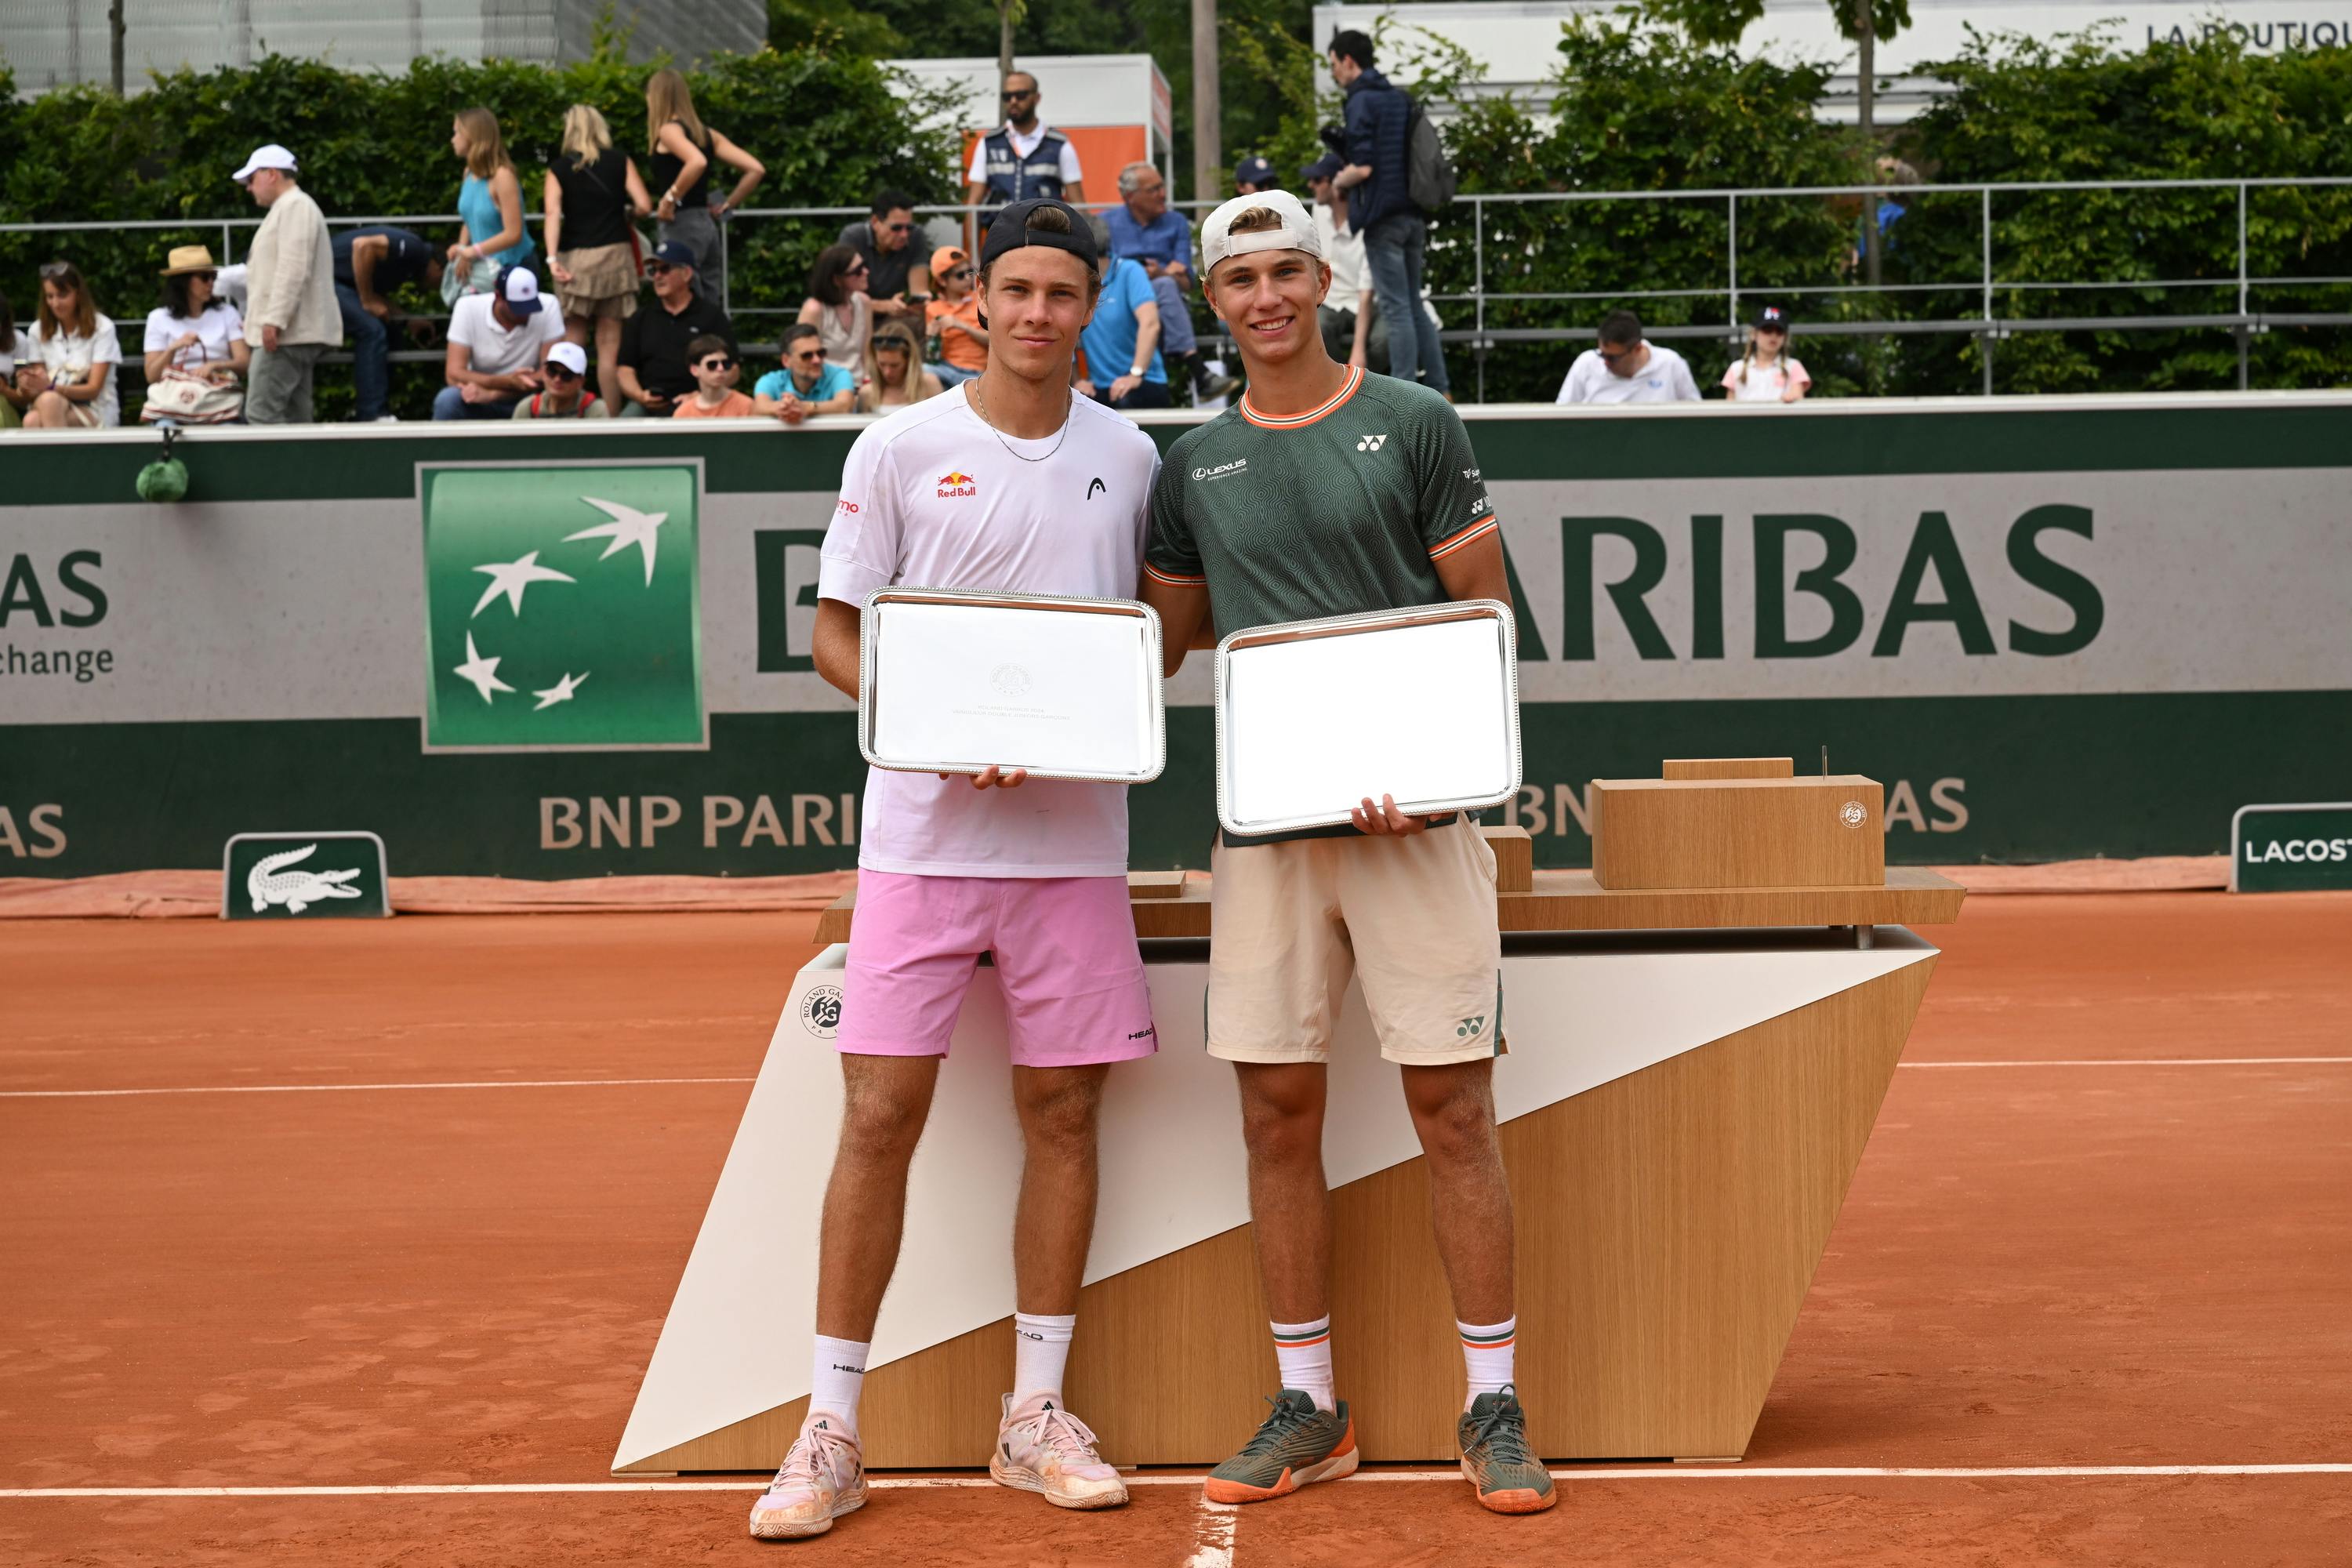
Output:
[1013,1312,1076,1407]
[1459,1316,1516,1410]
[1270,1316,1335,1413]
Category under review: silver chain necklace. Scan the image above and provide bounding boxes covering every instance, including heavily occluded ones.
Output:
[967,374,1073,463]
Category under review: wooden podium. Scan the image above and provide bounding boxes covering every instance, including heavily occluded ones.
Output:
[614,765,1962,1474]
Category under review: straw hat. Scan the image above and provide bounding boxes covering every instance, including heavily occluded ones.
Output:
[160,245,220,276]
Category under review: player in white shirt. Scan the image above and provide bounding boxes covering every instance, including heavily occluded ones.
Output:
[1720,303,1811,403]
[1555,309,1703,405]
[750,198,1160,1544]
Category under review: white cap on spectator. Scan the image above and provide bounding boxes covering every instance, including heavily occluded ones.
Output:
[231,144,299,182]
[543,341,587,376]
[1200,189,1324,278]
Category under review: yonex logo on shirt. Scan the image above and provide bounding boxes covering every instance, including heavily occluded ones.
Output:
[1356,434,1389,452]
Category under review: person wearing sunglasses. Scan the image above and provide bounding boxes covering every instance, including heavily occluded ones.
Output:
[1555,308,1700,405]
[797,245,873,379]
[615,241,738,417]
[510,340,608,419]
[669,333,755,419]
[435,266,566,420]
[835,188,931,325]
[922,245,987,387]
[751,323,856,426]
[960,71,1086,247]
[144,245,249,390]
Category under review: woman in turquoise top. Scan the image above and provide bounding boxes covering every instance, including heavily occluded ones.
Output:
[448,106,536,278]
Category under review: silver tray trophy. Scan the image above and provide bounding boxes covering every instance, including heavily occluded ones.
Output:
[858,586,1167,784]
[1214,601,1522,837]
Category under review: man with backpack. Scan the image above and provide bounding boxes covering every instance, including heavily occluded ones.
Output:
[1327,30,1454,398]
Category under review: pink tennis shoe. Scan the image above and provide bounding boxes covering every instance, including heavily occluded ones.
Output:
[748,1412,866,1541]
[989,1392,1131,1509]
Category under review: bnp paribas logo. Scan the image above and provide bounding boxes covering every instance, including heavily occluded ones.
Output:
[420,463,703,750]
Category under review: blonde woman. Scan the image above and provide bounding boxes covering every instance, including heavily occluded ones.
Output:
[645,69,764,286]
[545,103,652,410]
[13,262,122,428]
[858,321,942,412]
[1719,304,1809,403]
[448,107,536,285]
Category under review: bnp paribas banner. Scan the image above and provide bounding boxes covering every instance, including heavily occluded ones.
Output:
[2,399,2349,877]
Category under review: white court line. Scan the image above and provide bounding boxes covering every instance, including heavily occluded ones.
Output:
[6,1465,2350,1498]
[0,1076,757,1099]
[11,1058,2352,1100]
[1185,1497,1240,1567]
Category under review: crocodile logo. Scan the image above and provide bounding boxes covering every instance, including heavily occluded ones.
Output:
[246,844,365,914]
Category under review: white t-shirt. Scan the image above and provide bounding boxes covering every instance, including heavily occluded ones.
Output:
[1555,343,1701,405]
[1720,357,1809,402]
[966,124,1085,187]
[28,315,124,428]
[1315,205,1370,308]
[144,303,246,373]
[448,294,565,378]
[818,385,1160,878]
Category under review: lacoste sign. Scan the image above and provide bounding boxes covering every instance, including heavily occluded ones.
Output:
[2230,802,2352,893]
[221,831,390,919]
[420,463,704,750]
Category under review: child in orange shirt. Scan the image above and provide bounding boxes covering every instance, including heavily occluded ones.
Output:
[672,333,755,418]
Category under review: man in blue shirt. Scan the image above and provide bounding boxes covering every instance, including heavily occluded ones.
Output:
[1329,30,1450,398]
[1080,214,1169,408]
[331,225,443,421]
[1102,161,1238,405]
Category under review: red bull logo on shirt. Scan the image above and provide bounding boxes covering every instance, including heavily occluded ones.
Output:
[936,471,977,499]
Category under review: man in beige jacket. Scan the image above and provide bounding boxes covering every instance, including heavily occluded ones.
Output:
[235,144,340,424]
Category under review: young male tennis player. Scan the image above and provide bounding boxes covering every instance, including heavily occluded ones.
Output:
[1138,190,1554,1515]
[749,198,1163,1542]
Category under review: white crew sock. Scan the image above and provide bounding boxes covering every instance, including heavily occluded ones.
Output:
[1459,1316,1517,1410]
[1271,1316,1336,1413]
[809,1334,869,1439]
[1013,1312,1076,1407]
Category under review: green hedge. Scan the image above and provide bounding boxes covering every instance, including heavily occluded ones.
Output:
[0,43,959,420]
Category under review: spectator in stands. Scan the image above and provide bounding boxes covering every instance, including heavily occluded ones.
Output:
[837,190,930,324]
[646,68,765,286]
[448,107,536,296]
[753,323,856,426]
[1721,304,1809,403]
[963,71,1085,240]
[1077,212,1168,409]
[1106,160,1236,405]
[924,244,985,387]
[1557,310,1701,405]
[546,103,652,413]
[1234,156,1278,195]
[799,245,873,379]
[334,226,444,422]
[860,321,943,412]
[510,340,608,419]
[144,245,248,415]
[616,241,737,418]
[234,144,339,424]
[435,266,564,420]
[1328,31,1450,398]
[11,261,121,428]
[1303,153,1386,373]
[0,290,18,430]
[670,333,754,419]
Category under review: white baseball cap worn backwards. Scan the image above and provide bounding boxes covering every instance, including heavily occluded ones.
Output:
[1200,189,1325,278]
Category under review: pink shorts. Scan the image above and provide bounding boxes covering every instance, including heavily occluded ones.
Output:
[838,870,1158,1067]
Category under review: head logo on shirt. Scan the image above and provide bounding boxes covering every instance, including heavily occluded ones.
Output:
[937,470,978,499]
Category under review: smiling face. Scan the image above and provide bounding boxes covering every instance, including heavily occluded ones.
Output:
[978,248,1097,380]
[1205,248,1331,372]
[841,258,870,296]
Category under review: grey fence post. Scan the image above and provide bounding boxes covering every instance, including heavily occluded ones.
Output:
[1726,192,1738,330]
[1473,197,1486,405]
[2237,182,2250,390]
[1981,186,1994,396]
[222,220,234,266]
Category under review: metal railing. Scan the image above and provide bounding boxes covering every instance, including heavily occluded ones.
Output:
[7,175,2349,400]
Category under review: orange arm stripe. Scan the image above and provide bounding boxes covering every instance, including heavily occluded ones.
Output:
[1459,1337,1515,1349]
[1144,561,1207,586]
[1272,1333,1331,1348]
[1427,514,1500,560]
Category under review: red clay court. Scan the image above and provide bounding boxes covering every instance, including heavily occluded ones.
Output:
[4,888,2349,1566]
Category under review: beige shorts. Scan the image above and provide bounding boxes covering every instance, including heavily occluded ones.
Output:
[1207,818,1504,1066]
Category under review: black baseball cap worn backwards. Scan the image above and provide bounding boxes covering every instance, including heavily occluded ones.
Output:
[979,198,1099,271]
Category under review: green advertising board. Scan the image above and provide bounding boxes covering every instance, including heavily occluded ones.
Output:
[2231,804,2352,893]
[221,831,390,919]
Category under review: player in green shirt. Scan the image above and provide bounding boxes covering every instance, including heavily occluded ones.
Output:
[1140,191,1553,1517]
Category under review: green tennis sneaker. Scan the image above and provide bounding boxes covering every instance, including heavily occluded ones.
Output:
[1457,1387,1555,1513]
[1203,1389,1359,1503]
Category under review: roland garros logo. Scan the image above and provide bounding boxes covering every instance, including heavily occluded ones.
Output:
[1840,800,1869,828]
[800,984,843,1039]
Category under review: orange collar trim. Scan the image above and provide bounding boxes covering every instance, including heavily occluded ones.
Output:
[1239,365,1364,430]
